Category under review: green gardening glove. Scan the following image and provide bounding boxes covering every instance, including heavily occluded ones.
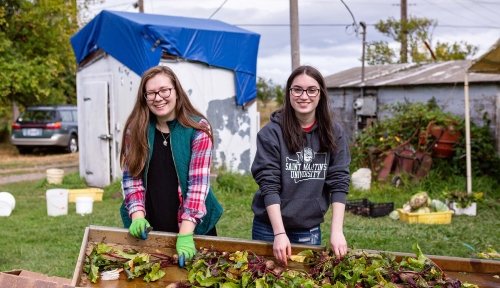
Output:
[176,233,196,261]
[129,218,151,239]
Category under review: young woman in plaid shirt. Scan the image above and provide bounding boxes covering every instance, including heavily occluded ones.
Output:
[119,65,222,262]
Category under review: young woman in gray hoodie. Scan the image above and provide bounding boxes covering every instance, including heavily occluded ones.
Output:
[251,65,351,265]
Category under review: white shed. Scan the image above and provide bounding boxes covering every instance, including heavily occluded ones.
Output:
[70,10,260,187]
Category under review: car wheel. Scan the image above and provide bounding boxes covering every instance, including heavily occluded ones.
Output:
[17,146,33,154]
[66,135,78,153]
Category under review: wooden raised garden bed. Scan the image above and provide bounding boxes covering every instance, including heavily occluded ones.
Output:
[71,226,500,288]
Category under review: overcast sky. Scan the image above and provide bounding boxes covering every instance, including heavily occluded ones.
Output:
[83,0,500,85]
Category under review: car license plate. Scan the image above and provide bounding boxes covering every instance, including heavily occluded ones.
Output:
[22,128,42,136]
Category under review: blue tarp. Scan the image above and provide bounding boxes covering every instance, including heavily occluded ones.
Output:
[70,10,260,106]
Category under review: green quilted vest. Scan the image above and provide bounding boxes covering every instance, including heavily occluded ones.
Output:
[121,118,223,235]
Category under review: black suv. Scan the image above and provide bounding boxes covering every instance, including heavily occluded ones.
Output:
[11,105,78,154]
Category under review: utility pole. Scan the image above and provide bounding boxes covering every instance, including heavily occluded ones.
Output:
[137,0,144,13]
[400,0,408,63]
[360,22,367,85]
[290,0,300,70]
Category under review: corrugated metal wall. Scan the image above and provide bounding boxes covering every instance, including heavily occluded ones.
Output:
[328,83,499,154]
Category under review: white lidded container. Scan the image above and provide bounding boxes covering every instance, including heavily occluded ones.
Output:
[0,192,16,217]
[46,188,68,216]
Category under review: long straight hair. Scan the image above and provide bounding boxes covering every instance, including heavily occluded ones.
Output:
[120,65,212,177]
[280,65,336,153]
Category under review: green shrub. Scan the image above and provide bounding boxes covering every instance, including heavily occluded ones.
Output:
[213,170,258,195]
[351,99,500,182]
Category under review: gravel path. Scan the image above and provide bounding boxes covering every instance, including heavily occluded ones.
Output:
[0,165,79,185]
[0,149,79,185]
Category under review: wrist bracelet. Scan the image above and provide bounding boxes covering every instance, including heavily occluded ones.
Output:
[274,232,286,237]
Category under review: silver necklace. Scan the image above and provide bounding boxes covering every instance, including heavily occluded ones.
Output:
[159,131,170,147]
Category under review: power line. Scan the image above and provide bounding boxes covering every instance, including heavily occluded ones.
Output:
[465,0,499,23]
[233,23,500,29]
[339,0,360,36]
[436,24,500,29]
[209,0,229,19]
[469,0,500,7]
[474,0,500,4]
[420,0,478,24]
[420,0,499,29]
[234,24,356,27]
[455,0,498,26]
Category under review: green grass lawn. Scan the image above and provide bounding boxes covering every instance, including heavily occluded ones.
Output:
[0,171,498,279]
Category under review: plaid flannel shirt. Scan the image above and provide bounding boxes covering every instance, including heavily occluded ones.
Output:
[122,120,213,225]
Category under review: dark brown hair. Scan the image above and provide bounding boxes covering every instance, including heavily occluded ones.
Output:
[120,65,212,177]
[280,65,336,153]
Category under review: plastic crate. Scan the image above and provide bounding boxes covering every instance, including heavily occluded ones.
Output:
[346,199,370,216]
[397,209,453,224]
[68,188,104,203]
[347,199,393,217]
[369,201,394,217]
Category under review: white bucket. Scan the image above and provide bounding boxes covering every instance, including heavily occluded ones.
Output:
[46,189,68,216]
[0,201,13,217]
[46,168,64,184]
[0,192,15,209]
[0,192,16,217]
[351,168,372,190]
[76,196,94,216]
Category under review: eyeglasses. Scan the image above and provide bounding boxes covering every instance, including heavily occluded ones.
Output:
[144,87,175,101]
[289,87,320,97]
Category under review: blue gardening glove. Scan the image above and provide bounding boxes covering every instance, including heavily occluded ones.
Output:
[129,218,151,240]
[176,233,196,261]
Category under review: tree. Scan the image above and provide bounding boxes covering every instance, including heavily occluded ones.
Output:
[366,17,478,65]
[274,84,285,106]
[0,0,78,139]
[0,0,78,108]
[256,77,283,107]
[433,41,478,61]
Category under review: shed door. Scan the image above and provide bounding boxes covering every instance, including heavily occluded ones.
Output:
[83,81,111,187]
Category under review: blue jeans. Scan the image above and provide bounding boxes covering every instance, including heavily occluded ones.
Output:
[252,217,321,245]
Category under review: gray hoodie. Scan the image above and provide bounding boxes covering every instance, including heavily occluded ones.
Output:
[251,111,351,229]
